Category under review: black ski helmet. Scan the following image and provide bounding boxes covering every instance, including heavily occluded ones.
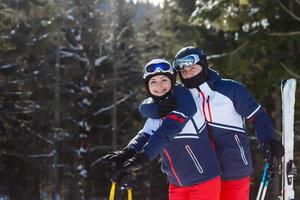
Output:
[174,46,208,74]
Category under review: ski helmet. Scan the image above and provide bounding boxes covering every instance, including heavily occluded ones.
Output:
[173,46,209,88]
[143,59,176,99]
[173,46,208,73]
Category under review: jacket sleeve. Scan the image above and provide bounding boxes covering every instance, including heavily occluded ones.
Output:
[126,132,151,152]
[126,119,153,152]
[142,86,197,160]
[248,108,274,143]
[139,85,196,119]
[138,98,160,119]
[232,82,274,143]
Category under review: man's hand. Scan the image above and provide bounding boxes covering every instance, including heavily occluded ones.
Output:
[262,139,285,161]
[158,97,177,118]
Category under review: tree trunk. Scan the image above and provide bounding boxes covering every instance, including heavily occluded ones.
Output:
[53,0,62,199]
[111,0,119,150]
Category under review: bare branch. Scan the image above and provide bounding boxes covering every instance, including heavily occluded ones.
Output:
[280,62,300,79]
[207,41,249,60]
[116,26,129,41]
[1,150,55,158]
[27,150,55,158]
[95,124,112,129]
[207,53,228,60]
[231,41,249,54]
[278,0,300,22]
[88,145,112,153]
[267,31,300,36]
[36,133,54,145]
[0,151,24,158]
[93,91,135,116]
[295,0,300,6]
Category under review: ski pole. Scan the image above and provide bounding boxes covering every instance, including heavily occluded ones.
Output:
[122,175,135,200]
[127,187,133,200]
[260,164,272,200]
[257,154,275,200]
[109,177,134,200]
[108,182,133,200]
[109,181,116,200]
[256,162,269,200]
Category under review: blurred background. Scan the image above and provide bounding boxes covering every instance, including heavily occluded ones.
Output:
[0,0,299,199]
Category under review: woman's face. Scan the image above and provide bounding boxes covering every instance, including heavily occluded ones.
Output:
[180,64,203,79]
[148,75,172,97]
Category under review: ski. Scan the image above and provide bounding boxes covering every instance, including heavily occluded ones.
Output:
[281,78,297,200]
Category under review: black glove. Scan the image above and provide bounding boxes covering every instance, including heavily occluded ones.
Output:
[91,147,136,168]
[262,139,285,161]
[157,97,177,118]
[112,152,149,182]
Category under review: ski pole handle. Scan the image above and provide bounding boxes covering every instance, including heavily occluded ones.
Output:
[127,188,133,200]
[109,182,116,200]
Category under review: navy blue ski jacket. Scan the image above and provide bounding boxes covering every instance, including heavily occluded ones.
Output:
[139,69,274,180]
[127,84,221,186]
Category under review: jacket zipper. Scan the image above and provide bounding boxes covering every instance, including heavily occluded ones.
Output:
[197,87,216,148]
[234,134,248,165]
[185,145,204,174]
[163,148,183,186]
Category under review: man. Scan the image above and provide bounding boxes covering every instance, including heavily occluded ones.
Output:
[139,47,284,200]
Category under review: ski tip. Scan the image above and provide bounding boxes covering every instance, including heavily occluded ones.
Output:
[281,79,297,90]
[281,80,287,90]
[281,80,287,85]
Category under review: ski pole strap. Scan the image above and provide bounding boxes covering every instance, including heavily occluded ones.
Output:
[109,182,116,200]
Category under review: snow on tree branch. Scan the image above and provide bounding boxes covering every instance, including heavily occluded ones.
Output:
[60,50,90,65]
[94,56,108,66]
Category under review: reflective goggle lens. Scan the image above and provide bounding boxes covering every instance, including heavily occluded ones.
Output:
[173,54,200,70]
[146,63,171,73]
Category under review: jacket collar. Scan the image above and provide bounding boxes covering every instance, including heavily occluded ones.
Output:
[188,68,220,97]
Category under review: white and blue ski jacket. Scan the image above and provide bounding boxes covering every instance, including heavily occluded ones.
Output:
[139,69,274,180]
[127,85,221,186]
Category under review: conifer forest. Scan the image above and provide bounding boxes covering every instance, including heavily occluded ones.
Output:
[0,0,299,199]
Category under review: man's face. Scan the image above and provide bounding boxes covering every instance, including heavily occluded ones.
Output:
[179,64,202,79]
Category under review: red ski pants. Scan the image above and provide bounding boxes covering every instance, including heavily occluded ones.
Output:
[169,176,221,200]
[220,176,250,200]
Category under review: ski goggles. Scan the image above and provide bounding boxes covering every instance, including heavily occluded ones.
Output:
[173,54,200,70]
[143,62,173,79]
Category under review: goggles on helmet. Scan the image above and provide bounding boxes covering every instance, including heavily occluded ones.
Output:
[143,62,173,79]
[173,54,200,70]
